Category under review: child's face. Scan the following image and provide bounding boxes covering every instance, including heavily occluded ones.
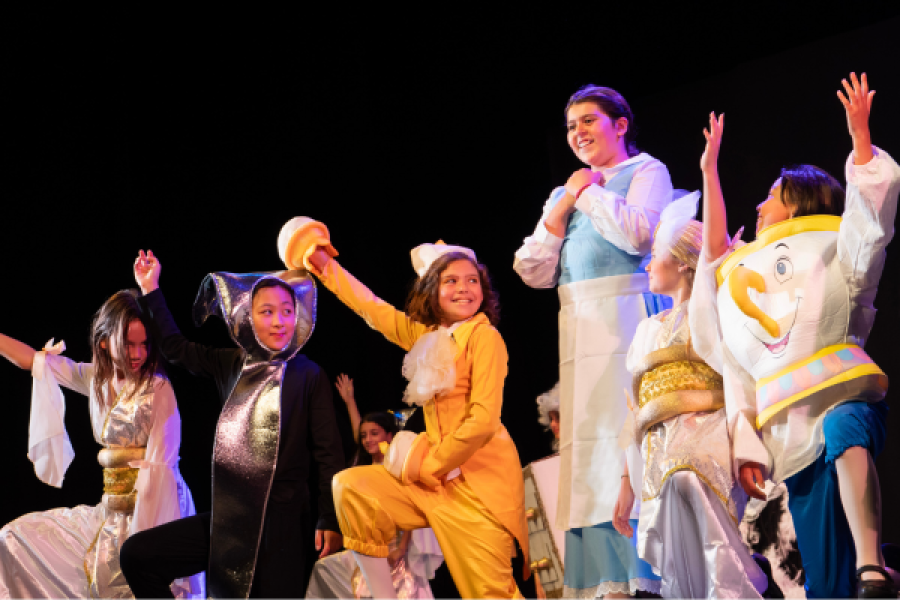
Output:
[108,319,149,375]
[360,422,393,456]
[566,102,625,169]
[438,259,483,326]
[251,286,296,351]
[756,178,792,234]
[549,410,560,440]
[646,243,684,296]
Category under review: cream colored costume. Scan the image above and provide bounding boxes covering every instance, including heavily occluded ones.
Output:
[0,350,201,599]
[690,148,899,484]
[625,303,766,598]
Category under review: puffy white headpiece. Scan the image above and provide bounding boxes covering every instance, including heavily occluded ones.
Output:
[410,241,477,278]
[654,191,702,269]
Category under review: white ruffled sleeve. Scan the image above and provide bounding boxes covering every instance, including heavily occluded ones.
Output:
[512,187,567,289]
[28,348,81,487]
[573,157,673,256]
[688,249,770,476]
[838,146,900,345]
[129,378,185,535]
[688,251,726,374]
[406,528,444,580]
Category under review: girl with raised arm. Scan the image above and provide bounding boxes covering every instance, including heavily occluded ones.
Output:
[692,73,899,598]
[513,85,671,598]
[0,291,201,599]
[279,219,529,599]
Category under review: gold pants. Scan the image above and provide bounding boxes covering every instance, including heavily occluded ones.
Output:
[333,465,522,599]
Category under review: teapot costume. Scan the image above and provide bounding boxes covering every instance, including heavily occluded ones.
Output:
[690,147,900,597]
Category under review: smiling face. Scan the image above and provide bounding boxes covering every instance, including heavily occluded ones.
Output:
[107,319,149,374]
[438,259,484,326]
[251,285,296,351]
[756,178,793,234]
[718,230,846,380]
[360,421,394,460]
[566,102,629,169]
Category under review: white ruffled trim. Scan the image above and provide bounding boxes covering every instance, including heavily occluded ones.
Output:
[401,330,456,407]
[564,576,662,598]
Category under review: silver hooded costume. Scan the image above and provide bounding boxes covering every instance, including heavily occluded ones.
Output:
[192,270,317,599]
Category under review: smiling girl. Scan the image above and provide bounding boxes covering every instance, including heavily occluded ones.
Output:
[693,73,900,598]
[0,290,201,599]
[513,85,671,598]
[278,219,528,599]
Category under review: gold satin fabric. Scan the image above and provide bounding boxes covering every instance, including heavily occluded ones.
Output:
[319,259,529,583]
[334,467,522,599]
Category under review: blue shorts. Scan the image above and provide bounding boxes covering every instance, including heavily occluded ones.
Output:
[784,400,888,598]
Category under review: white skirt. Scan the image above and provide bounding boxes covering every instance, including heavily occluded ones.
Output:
[556,273,651,530]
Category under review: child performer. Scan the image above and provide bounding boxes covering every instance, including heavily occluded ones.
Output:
[0,291,201,599]
[613,193,767,598]
[692,73,899,598]
[278,218,529,599]
[536,382,561,453]
[513,85,670,597]
[306,410,444,599]
[120,251,346,599]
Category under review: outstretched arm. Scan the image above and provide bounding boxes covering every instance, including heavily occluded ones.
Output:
[838,72,875,166]
[0,332,36,371]
[700,112,730,261]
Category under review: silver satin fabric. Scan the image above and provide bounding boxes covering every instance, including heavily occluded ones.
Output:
[0,383,190,599]
[193,270,316,599]
[306,533,436,599]
[641,409,738,521]
[634,304,766,598]
[638,472,767,599]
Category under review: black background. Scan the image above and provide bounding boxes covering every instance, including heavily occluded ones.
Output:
[3,5,900,595]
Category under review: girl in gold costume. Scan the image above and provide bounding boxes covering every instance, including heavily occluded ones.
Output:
[612,194,767,598]
[278,218,528,599]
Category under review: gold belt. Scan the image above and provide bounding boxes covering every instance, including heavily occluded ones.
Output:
[639,360,722,408]
[98,447,145,513]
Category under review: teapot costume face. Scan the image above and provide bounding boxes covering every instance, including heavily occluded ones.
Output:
[716,217,887,435]
[193,270,316,599]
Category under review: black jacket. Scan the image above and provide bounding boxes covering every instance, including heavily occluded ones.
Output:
[140,288,344,547]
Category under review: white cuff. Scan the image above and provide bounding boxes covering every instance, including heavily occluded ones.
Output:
[531,220,565,250]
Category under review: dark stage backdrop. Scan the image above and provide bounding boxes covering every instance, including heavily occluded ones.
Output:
[3,8,899,594]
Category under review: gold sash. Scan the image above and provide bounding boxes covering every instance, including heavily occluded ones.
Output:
[632,344,724,442]
[98,447,145,513]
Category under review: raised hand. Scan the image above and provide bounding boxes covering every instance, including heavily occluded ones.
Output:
[335,373,355,405]
[837,72,875,165]
[700,112,724,174]
[133,250,161,295]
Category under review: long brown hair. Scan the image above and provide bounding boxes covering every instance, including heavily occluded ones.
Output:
[90,289,162,407]
[405,252,500,327]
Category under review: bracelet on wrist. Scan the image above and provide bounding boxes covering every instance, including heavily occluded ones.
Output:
[621,474,630,479]
[574,183,592,200]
